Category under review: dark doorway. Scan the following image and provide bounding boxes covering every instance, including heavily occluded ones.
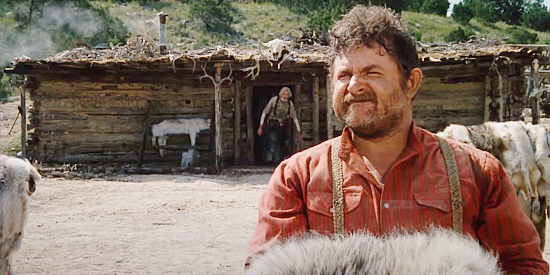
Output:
[252,85,295,164]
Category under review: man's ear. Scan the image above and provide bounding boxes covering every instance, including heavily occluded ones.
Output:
[406,68,422,100]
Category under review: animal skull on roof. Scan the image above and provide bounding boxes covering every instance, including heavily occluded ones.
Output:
[262,39,292,62]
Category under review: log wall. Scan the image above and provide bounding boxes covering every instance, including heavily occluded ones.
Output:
[25,60,527,166]
[28,77,235,165]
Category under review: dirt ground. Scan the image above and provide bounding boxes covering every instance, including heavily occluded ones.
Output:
[7,173,550,274]
[12,173,270,275]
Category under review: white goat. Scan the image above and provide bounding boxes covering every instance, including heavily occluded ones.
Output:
[247,228,501,275]
[151,118,211,157]
[0,155,41,275]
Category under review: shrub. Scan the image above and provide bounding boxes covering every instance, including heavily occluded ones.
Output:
[452,2,474,25]
[420,0,449,16]
[506,26,538,44]
[445,27,474,42]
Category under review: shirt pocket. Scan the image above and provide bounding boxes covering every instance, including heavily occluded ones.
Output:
[306,191,363,217]
[413,187,453,227]
[414,187,451,213]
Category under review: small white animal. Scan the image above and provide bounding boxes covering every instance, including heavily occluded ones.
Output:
[0,155,41,275]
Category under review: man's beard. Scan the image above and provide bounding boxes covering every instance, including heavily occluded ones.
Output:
[334,89,407,139]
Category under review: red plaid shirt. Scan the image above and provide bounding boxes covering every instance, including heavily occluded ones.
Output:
[248,124,549,274]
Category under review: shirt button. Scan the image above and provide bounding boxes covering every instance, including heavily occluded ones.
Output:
[383,203,390,209]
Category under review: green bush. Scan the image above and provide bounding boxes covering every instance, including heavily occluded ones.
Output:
[420,0,449,16]
[189,0,236,33]
[452,2,474,25]
[445,27,474,42]
[403,0,423,11]
[409,29,422,41]
[506,26,538,44]
[522,2,550,32]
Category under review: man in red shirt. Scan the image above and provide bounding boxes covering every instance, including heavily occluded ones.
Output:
[247,5,549,274]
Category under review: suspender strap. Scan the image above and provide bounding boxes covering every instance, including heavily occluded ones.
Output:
[268,96,291,121]
[330,137,345,235]
[437,136,463,234]
[268,97,278,121]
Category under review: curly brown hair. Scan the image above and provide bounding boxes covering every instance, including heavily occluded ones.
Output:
[330,5,419,81]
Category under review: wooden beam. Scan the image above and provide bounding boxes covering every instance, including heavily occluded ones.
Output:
[245,86,254,163]
[137,102,151,168]
[233,80,241,164]
[532,96,540,124]
[21,82,26,157]
[483,76,490,122]
[498,72,504,122]
[312,74,320,144]
[214,63,223,172]
[294,84,302,151]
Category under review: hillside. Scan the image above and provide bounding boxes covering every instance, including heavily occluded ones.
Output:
[93,1,550,48]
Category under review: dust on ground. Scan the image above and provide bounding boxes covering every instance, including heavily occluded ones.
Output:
[9,173,550,274]
[13,173,271,275]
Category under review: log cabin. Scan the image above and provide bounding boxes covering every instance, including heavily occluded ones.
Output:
[5,38,543,170]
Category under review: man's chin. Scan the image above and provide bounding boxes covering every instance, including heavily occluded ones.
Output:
[349,123,394,139]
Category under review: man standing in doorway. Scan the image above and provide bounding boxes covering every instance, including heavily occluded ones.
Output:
[257,87,303,164]
[247,5,548,274]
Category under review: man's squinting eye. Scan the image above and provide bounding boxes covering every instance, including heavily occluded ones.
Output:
[337,72,351,80]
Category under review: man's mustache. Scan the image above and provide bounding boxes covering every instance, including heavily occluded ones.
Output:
[343,93,377,104]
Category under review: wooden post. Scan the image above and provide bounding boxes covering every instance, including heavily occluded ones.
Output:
[294,84,302,151]
[532,97,540,124]
[200,62,232,172]
[245,86,254,163]
[498,72,504,122]
[20,83,26,157]
[214,63,223,173]
[483,76,491,122]
[137,101,152,168]
[312,74,320,145]
[326,73,333,138]
[233,80,241,164]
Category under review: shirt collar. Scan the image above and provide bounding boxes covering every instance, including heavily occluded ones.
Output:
[338,121,423,163]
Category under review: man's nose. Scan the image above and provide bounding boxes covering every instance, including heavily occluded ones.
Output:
[347,75,366,95]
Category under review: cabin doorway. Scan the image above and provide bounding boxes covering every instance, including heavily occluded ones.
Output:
[252,85,295,164]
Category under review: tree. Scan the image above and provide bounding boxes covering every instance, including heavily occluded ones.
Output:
[492,0,525,25]
[420,0,449,16]
[452,2,474,24]
[457,0,527,25]
[403,0,424,11]
[522,1,550,31]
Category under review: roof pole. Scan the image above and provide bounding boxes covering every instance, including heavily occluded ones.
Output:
[158,12,168,55]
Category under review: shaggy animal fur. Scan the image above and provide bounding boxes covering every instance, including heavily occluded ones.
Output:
[246,228,501,275]
[0,155,41,275]
[437,121,550,248]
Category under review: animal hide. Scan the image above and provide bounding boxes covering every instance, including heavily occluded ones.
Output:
[247,228,501,275]
[437,121,550,247]
[0,155,41,275]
